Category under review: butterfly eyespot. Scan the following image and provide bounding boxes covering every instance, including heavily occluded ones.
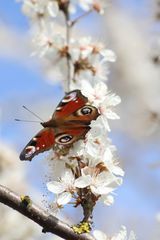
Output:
[81,107,92,115]
[55,134,73,145]
[76,106,94,116]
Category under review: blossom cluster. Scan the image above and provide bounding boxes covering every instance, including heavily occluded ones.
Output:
[22,0,107,21]
[93,226,136,240]
[21,0,115,87]
[33,32,116,84]
[20,0,136,238]
[47,81,123,209]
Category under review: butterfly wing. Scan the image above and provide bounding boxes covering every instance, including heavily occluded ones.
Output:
[20,128,55,161]
[53,90,87,119]
[20,126,89,161]
[53,90,99,126]
[49,90,99,149]
[53,126,90,146]
[20,90,99,161]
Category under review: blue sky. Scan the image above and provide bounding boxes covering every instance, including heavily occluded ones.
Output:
[0,1,159,239]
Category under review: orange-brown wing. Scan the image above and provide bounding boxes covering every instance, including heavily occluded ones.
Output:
[53,126,90,145]
[20,126,89,161]
[20,90,99,161]
[53,90,87,120]
[53,90,99,127]
[20,128,55,161]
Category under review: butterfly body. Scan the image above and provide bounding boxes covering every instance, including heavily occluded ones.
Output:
[20,90,99,161]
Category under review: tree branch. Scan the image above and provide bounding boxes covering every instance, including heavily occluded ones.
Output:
[65,13,71,92]
[0,184,95,240]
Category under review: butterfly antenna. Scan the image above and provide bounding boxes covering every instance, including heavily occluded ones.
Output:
[15,119,41,123]
[22,105,44,121]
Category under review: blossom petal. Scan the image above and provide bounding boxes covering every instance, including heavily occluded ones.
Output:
[47,181,65,194]
[106,109,120,120]
[114,226,127,240]
[61,170,75,184]
[75,175,92,188]
[81,80,94,100]
[91,185,114,195]
[112,166,125,177]
[57,192,72,205]
[128,231,136,240]
[101,49,117,62]
[93,230,107,240]
[47,1,59,17]
[94,81,108,96]
[105,94,121,106]
[102,195,114,206]
[99,115,111,131]
[96,172,115,186]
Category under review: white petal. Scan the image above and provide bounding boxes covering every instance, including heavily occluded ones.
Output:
[74,175,92,188]
[101,49,117,62]
[69,4,77,14]
[128,231,136,240]
[80,36,92,45]
[106,110,120,120]
[61,170,75,184]
[95,82,108,96]
[91,185,114,195]
[47,1,59,17]
[114,226,127,240]
[71,48,80,62]
[103,148,113,162]
[96,171,114,186]
[81,80,94,100]
[81,47,93,58]
[93,230,107,240]
[106,94,121,106]
[47,181,65,194]
[100,115,111,132]
[81,166,92,176]
[79,2,91,11]
[95,172,122,190]
[57,192,72,205]
[102,195,114,206]
[111,95,121,106]
[112,166,125,177]
[86,141,100,158]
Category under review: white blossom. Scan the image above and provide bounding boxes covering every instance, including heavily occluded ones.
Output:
[81,81,108,107]
[101,49,117,62]
[47,170,76,205]
[75,167,122,196]
[71,0,107,14]
[32,23,66,60]
[93,226,136,240]
[103,148,125,177]
[91,59,110,82]
[71,37,93,60]
[20,0,127,237]
[21,0,59,22]
[81,81,121,131]
[69,37,114,83]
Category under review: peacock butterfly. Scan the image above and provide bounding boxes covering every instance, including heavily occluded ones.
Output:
[20,90,99,161]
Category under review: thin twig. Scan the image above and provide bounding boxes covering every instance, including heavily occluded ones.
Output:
[65,10,71,92]
[0,184,95,240]
[70,10,93,27]
[64,8,93,92]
